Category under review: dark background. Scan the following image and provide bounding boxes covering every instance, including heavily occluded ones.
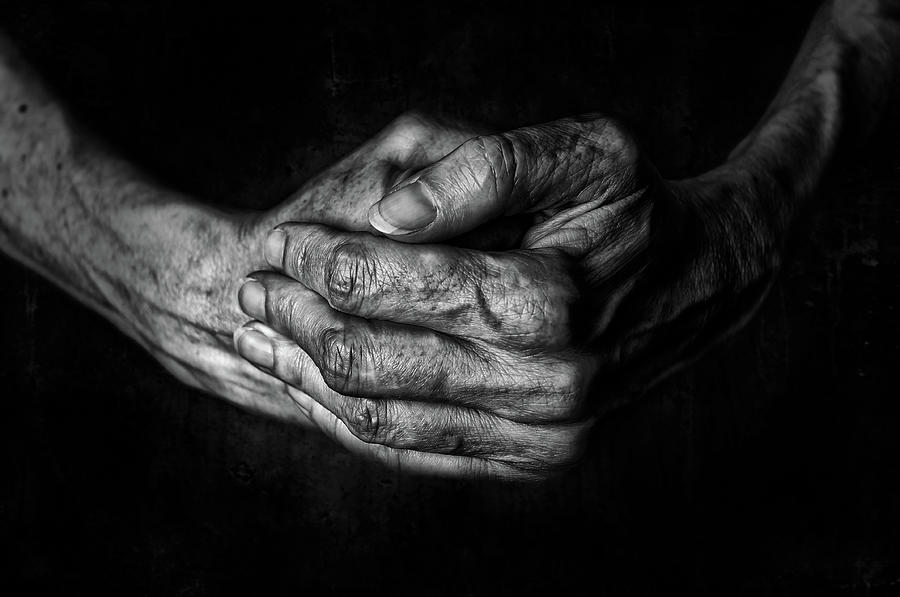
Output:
[1,1,899,595]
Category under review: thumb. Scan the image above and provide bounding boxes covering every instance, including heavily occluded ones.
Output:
[367,131,541,242]
[367,117,633,243]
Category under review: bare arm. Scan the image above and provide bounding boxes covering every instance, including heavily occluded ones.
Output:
[0,34,271,404]
[0,32,477,422]
[231,0,900,478]
[702,0,900,248]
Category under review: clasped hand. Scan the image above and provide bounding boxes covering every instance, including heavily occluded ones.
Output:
[234,113,777,480]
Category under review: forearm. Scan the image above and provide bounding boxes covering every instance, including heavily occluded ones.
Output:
[597,1,899,391]
[1,38,250,335]
[0,34,279,403]
[694,0,899,252]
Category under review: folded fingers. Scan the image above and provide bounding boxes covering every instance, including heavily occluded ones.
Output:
[238,272,588,423]
[263,223,577,349]
[234,321,590,479]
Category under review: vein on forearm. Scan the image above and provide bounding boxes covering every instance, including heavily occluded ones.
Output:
[0,35,243,348]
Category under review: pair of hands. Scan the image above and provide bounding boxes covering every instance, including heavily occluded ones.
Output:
[0,1,884,480]
[216,112,778,480]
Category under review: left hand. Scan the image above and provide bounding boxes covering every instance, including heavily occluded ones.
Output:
[135,112,483,423]
[236,115,782,479]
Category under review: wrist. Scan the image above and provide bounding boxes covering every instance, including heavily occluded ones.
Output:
[144,203,266,346]
[669,168,784,295]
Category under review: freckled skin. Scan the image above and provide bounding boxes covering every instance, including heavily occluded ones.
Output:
[236,0,900,479]
[0,35,481,424]
[2,1,899,479]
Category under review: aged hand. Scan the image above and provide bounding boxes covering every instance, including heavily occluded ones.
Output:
[0,31,479,427]
[362,115,783,393]
[235,115,782,478]
[153,113,480,422]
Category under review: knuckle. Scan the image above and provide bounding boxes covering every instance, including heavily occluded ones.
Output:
[345,398,391,444]
[481,256,574,346]
[546,360,590,419]
[550,116,641,183]
[535,290,575,346]
[324,241,378,313]
[264,283,297,327]
[507,292,555,338]
[591,118,641,169]
[379,111,437,157]
[442,409,479,455]
[518,358,592,422]
[389,111,434,138]
[317,325,373,396]
[286,224,332,281]
[461,134,515,195]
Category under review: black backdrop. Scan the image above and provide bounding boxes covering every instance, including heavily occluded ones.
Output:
[2,1,899,595]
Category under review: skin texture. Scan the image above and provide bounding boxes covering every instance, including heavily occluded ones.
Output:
[0,35,477,425]
[1,1,897,481]
[235,0,900,480]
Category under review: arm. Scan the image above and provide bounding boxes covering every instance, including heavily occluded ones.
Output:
[361,0,900,392]
[692,0,900,280]
[0,33,274,412]
[0,32,477,422]
[233,0,900,478]
[634,0,900,394]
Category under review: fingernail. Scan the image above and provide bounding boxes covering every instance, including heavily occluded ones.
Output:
[236,329,274,369]
[369,182,436,235]
[238,280,267,320]
[265,229,286,268]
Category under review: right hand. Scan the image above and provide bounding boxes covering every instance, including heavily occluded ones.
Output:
[232,115,779,478]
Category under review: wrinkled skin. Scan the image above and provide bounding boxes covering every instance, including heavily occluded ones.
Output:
[235,114,779,480]
[0,33,487,427]
[154,114,486,422]
[2,0,895,480]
